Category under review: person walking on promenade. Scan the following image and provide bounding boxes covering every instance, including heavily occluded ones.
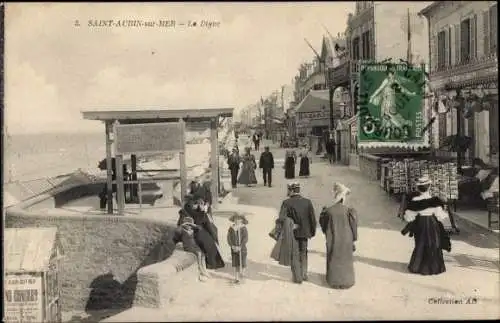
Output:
[238,147,258,186]
[401,176,451,276]
[252,132,260,151]
[259,146,274,187]
[326,136,336,164]
[319,182,358,289]
[227,147,241,189]
[227,213,249,283]
[275,182,317,283]
[299,145,311,177]
[284,148,297,179]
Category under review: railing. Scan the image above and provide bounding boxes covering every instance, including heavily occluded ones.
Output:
[431,53,498,77]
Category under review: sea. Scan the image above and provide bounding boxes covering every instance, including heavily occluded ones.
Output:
[3,130,214,183]
[4,132,107,183]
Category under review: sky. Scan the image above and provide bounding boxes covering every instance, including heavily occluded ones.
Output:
[4,2,356,134]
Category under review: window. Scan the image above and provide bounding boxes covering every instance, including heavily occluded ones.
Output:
[352,37,360,60]
[362,30,371,60]
[437,30,446,69]
[460,18,474,62]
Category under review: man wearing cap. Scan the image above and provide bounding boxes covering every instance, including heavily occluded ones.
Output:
[259,146,274,187]
[278,181,317,283]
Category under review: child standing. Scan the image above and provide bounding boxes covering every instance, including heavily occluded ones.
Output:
[172,216,210,282]
[227,213,249,283]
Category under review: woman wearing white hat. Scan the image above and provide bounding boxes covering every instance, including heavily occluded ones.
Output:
[319,182,358,289]
[401,175,451,275]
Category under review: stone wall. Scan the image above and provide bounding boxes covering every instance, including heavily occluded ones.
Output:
[359,153,382,181]
[5,200,177,312]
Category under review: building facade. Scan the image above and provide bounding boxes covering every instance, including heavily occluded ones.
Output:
[421,1,498,167]
[329,1,430,161]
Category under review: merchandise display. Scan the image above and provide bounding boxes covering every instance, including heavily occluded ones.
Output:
[385,158,458,202]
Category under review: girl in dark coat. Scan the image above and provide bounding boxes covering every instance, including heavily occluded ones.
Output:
[319,182,357,289]
[402,176,450,275]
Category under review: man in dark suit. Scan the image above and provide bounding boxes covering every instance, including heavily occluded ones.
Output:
[227,148,241,189]
[259,146,274,187]
[278,182,317,283]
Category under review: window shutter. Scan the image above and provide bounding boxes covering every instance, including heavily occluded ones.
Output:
[454,23,460,64]
[483,10,490,56]
[470,14,477,59]
[431,34,438,71]
[370,28,375,60]
[444,29,450,67]
[490,4,498,55]
[448,26,452,66]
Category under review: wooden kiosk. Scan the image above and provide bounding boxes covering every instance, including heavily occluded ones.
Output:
[81,108,233,215]
[4,227,64,323]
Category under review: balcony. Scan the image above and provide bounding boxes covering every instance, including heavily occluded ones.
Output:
[431,53,497,79]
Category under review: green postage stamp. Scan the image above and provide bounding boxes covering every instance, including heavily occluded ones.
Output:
[358,63,425,144]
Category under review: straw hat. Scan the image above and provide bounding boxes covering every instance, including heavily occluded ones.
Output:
[229,213,248,224]
[416,175,432,186]
[332,182,351,204]
[287,181,300,190]
[181,216,197,228]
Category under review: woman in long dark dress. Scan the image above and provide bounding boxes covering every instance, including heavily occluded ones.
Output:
[402,176,451,275]
[319,183,357,289]
[284,149,297,179]
[298,146,311,177]
[178,200,225,269]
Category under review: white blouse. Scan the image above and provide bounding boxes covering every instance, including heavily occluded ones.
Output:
[403,193,449,223]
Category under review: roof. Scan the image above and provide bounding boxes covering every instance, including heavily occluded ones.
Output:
[295,90,341,116]
[419,2,440,17]
[81,107,234,123]
[4,227,63,272]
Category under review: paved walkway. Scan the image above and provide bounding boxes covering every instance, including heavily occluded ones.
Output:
[104,143,499,321]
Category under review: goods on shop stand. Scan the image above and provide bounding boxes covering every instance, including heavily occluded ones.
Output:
[386,159,458,202]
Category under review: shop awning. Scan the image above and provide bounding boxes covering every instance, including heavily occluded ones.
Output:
[295,90,341,117]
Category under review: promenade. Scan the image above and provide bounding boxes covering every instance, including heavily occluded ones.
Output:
[104,138,499,321]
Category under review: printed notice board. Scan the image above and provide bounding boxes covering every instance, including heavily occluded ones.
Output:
[358,63,425,146]
[4,274,43,323]
[115,122,184,155]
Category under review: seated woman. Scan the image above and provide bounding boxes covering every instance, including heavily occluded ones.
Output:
[177,198,225,270]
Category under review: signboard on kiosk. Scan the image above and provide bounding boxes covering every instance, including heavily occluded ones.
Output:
[115,122,184,155]
[357,62,428,150]
[4,227,63,323]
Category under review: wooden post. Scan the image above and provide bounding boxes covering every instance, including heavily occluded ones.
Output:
[210,118,219,207]
[114,121,125,215]
[179,119,187,203]
[116,154,125,215]
[131,154,138,200]
[105,121,114,214]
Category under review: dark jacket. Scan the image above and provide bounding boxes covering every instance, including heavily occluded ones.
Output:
[227,225,248,253]
[279,194,317,239]
[259,151,274,169]
[227,153,241,170]
[326,140,336,154]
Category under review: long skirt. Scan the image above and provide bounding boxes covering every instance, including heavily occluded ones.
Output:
[408,216,446,275]
[284,157,295,179]
[238,166,257,185]
[194,228,225,269]
[299,157,310,177]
